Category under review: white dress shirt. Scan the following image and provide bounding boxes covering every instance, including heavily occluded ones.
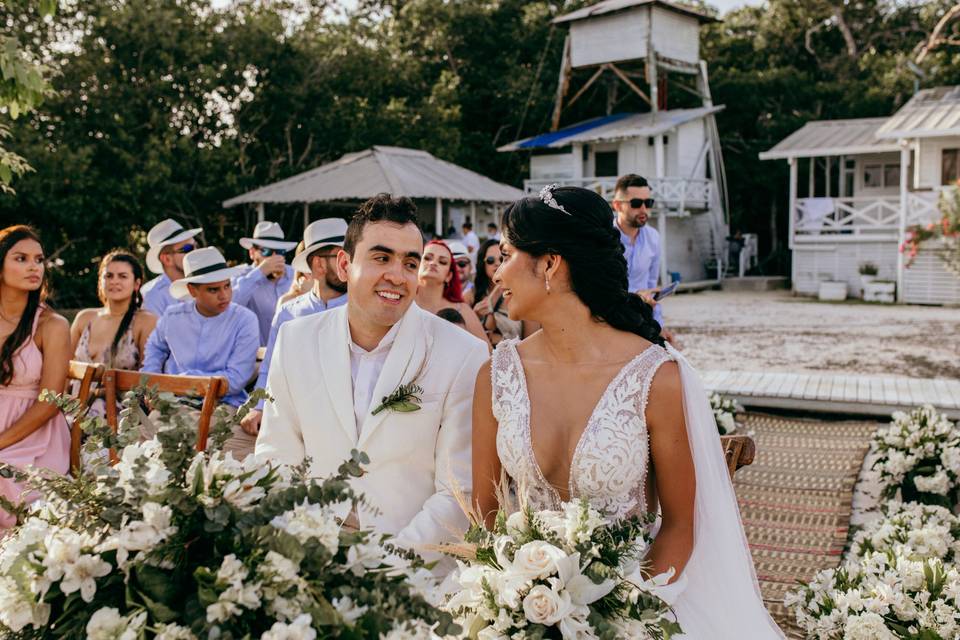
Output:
[348,321,402,433]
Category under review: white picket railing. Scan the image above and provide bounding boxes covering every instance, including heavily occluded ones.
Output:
[793,196,901,242]
[906,191,942,226]
[523,177,713,210]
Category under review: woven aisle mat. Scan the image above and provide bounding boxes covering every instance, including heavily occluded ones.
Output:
[733,412,879,638]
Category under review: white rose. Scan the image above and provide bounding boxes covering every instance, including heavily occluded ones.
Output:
[505,510,529,535]
[522,584,575,626]
[511,541,567,580]
[85,607,125,640]
[155,623,197,640]
[262,613,317,640]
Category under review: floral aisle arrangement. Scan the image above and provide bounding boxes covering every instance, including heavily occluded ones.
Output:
[786,501,960,640]
[444,499,681,639]
[901,182,960,275]
[709,392,740,435]
[0,386,458,639]
[869,405,960,508]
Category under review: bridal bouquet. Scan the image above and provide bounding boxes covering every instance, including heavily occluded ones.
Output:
[787,501,960,639]
[444,499,681,639]
[709,393,739,435]
[869,405,960,508]
[0,386,457,639]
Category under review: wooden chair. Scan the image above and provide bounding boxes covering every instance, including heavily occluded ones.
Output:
[720,434,756,479]
[66,360,105,474]
[102,369,228,452]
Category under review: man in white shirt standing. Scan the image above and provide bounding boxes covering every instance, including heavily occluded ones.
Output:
[461,221,480,262]
[256,194,488,564]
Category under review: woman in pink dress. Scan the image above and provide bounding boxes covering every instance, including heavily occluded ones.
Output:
[0,225,71,529]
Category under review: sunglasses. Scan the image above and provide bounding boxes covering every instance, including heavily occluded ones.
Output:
[172,243,195,255]
[485,255,503,266]
[455,260,471,269]
[258,247,289,257]
[616,198,656,209]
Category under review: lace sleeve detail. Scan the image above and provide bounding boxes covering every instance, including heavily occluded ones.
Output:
[489,340,517,422]
[637,346,676,424]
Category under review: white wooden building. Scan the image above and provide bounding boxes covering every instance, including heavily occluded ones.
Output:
[760,86,960,305]
[499,0,729,285]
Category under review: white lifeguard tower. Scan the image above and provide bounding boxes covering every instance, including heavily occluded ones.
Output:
[499,0,731,284]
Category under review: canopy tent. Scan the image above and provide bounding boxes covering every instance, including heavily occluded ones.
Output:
[223,146,523,233]
[497,106,723,152]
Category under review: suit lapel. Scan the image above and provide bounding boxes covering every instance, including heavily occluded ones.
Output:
[358,304,430,448]
[318,307,358,444]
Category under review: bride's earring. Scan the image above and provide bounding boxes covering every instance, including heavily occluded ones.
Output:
[545,275,551,293]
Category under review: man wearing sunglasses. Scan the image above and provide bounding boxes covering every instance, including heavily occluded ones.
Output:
[142,218,204,317]
[612,174,675,344]
[232,221,298,345]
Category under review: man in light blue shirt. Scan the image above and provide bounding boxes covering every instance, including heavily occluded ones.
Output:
[142,247,260,457]
[231,221,298,345]
[141,218,203,317]
[239,217,349,437]
[612,174,674,343]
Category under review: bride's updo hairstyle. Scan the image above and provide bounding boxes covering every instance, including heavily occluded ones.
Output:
[502,186,664,347]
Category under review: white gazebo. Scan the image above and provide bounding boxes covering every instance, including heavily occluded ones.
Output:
[223,146,524,235]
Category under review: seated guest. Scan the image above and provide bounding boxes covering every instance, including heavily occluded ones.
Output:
[473,238,536,345]
[240,218,348,437]
[142,247,259,458]
[276,241,313,308]
[0,226,71,528]
[71,250,157,370]
[142,218,203,317]
[447,240,475,306]
[415,240,489,347]
[232,221,298,345]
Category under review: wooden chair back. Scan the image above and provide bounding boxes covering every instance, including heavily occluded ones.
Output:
[102,369,228,452]
[66,360,105,474]
[720,434,756,479]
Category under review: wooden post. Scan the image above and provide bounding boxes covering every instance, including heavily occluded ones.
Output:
[647,49,667,285]
[571,143,584,181]
[839,155,846,197]
[825,156,832,197]
[256,203,265,223]
[550,35,572,132]
[303,203,309,230]
[788,157,798,250]
[808,158,815,197]
[896,143,909,303]
[435,198,443,238]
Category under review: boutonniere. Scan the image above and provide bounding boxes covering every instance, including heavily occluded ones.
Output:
[371,381,423,415]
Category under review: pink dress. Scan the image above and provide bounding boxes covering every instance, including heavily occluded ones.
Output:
[0,308,70,528]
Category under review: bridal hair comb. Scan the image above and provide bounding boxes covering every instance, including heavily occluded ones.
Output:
[538,184,571,215]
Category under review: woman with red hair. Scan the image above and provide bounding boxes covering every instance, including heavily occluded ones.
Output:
[416,240,490,347]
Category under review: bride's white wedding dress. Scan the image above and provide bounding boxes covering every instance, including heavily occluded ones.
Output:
[490,339,784,639]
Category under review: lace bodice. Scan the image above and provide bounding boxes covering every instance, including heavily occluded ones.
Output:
[492,339,673,519]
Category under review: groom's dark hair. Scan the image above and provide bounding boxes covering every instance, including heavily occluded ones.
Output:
[344,193,419,257]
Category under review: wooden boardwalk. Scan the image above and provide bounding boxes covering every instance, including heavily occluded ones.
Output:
[702,370,960,420]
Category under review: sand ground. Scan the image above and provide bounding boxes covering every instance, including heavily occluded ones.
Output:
[659,290,960,379]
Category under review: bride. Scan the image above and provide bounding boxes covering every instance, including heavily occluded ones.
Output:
[471,186,784,638]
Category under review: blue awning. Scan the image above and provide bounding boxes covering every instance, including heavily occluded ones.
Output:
[515,114,634,149]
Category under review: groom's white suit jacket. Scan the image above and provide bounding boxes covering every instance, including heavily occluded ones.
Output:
[255,303,488,553]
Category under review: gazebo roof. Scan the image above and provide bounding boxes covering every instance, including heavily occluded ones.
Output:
[758,118,899,160]
[223,146,523,208]
[498,106,723,152]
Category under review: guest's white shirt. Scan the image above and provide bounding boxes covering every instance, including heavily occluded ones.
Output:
[348,321,402,432]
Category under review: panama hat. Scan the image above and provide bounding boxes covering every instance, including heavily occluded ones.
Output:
[169,247,248,299]
[447,240,469,259]
[291,218,349,274]
[145,219,203,274]
[239,221,298,252]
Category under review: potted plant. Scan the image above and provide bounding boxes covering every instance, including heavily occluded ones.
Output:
[858,262,879,292]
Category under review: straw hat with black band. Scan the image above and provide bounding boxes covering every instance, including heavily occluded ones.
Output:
[291,218,349,274]
[145,219,203,274]
[169,247,249,299]
[239,221,298,252]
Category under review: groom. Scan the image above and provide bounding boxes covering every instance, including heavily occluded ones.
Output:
[255,194,489,555]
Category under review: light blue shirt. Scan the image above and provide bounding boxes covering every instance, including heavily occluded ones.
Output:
[616,220,664,325]
[231,264,295,345]
[142,273,177,318]
[141,301,260,408]
[254,290,348,409]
